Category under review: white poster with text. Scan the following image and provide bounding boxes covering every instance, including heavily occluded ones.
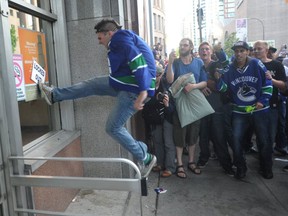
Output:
[13,54,26,101]
[31,60,46,84]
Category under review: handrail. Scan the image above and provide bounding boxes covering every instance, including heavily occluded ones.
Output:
[8,156,144,216]
[9,156,142,178]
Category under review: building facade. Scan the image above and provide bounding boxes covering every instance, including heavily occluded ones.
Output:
[152,0,166,57]
[223,0,288,49]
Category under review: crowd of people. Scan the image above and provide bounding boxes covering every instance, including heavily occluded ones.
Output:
[144,38,288,180]
[39,18,288,180]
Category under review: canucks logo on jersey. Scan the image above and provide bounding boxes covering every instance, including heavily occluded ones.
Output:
[237,82,257,102]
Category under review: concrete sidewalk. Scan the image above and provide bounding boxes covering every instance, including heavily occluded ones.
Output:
[66,153,288,216]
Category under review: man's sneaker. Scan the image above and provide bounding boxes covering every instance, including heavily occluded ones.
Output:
[138,153,157,178]
[274,147,287,156]
[262,170,273,179]
[282,165,288,172]
[209,153,218,160]
[225,169,235,177]
[249,145,258,153]
[234,167,247,179]
[197,161,208,169]
[39,83,54,105]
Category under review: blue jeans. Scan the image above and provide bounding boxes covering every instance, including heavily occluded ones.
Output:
[53,76,148,161]
[232,111,272,171]
[53,76,118,102]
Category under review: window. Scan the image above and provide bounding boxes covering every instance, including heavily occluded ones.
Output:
[9,8,58,145]
[153,13,156,30]
[6,0,71,149]
[158,15,161,31]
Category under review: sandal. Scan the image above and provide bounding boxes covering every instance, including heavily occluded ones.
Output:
[161,170,172,178]
[187,162,201,175]
[176,165,187,179]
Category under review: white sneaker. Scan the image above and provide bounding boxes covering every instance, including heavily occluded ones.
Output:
[39,83,54,105]
[138,153,157,178]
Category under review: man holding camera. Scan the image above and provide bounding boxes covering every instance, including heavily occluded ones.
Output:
[142,65,176,177]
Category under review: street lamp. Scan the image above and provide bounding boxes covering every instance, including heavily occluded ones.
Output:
[247,17,265,40]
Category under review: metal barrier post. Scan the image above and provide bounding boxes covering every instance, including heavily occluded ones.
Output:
[8,156,146,216]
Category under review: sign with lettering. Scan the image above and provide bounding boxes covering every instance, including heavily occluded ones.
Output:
[31,60,46,84]
[13,54,26,101]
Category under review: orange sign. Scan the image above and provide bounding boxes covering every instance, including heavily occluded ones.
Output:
[18,28,48,85]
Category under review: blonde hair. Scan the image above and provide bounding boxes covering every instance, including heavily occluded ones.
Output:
[198,41,213,52]
[254,40,269,50]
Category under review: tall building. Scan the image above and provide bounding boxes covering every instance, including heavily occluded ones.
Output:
[185,0,225,49]
[224,0,236,18]
[153,0,166,56]
[223,0,288,49]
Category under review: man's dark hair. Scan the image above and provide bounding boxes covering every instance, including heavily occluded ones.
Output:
[180,38,194,47]
[94,18,122,33]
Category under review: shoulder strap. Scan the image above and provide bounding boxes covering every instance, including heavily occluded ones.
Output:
[172,58,181,74]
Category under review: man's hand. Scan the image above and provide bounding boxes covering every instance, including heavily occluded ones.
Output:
[183,83,196,93]
[265,70,272,80]
[168,50,177,64]
[162,94,169,107]
[214,71,222,80]
[255,102,264,110]
[134,91,148,110]
[202,87,212,96]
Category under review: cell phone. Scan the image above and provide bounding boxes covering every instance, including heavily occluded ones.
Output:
[284,44,287,49]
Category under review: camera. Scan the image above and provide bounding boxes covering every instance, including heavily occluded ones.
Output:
[157,91,169,101]
[157,92,165,101]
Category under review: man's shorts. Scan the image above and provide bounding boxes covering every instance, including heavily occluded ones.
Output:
[173,113,200,147]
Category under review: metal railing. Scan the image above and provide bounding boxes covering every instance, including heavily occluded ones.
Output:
[8,156,146,216]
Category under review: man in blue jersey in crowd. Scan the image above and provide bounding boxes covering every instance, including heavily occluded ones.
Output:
[214,41,273,179]
[39,18,157,176]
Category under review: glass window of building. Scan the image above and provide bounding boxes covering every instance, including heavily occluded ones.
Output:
[8,0,59,146]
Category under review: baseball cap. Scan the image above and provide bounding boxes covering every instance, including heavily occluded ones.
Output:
[269,47,277,53]
[231,41,250,51]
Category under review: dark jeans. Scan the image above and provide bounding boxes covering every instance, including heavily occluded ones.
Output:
[232,110,272,171]
[222,103,233,148]
[198,111,233,171]
[269,108,278,144]
[275,100,288,150]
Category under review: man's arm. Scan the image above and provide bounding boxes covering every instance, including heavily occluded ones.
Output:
[166,51,177,84]
[183,81,207,93]
[257,64,273,108]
